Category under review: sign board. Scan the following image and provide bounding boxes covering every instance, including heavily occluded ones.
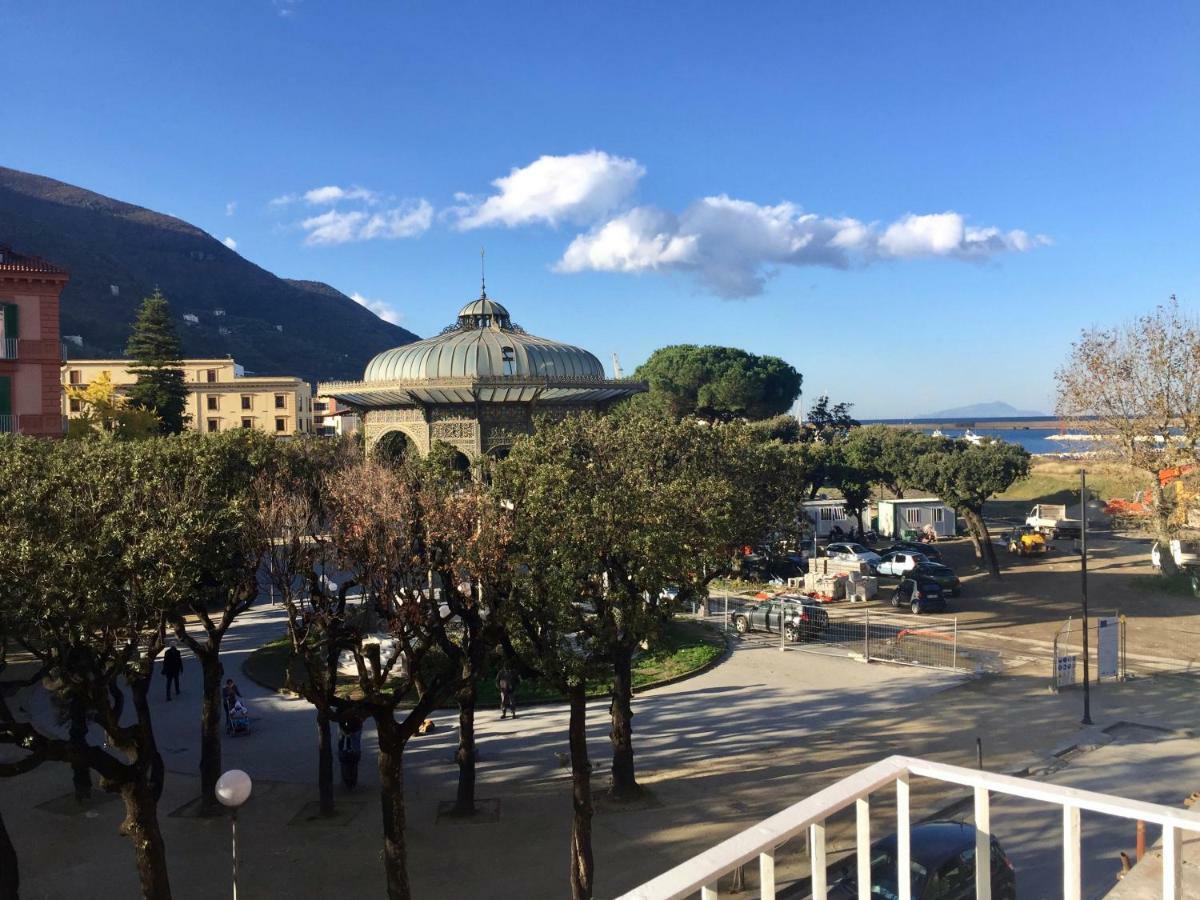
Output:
[1055,654,1077,688]
[1098,616,1119,678]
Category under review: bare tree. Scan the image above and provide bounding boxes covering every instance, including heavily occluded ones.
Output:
[1057,297,1200,574]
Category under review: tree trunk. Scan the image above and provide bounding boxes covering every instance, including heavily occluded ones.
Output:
[853,507,866,538]
[1151,480,1179,575]
[568,683,594,900]
[317,709,335,817]
[964,508,1000,577]
[119,781,172,900]
[608,644,639,800]
[452,677,477,816]
[197,653,223,814]
[68,696,92,802]
[0,807,17,900]
[376,718,411,900]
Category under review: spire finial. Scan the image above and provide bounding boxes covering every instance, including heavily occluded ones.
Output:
[480,247,487,299]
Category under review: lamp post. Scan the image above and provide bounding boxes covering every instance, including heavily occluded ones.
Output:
[1080,469,1093,726]
[216,769,253,899]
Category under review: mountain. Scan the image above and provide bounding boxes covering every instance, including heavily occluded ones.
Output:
[0,165,419,384]
[919,401,1048,419]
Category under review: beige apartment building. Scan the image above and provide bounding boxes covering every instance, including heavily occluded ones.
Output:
[62,358,314,436]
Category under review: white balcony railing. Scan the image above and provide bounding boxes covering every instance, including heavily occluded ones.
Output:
[0,338,16,360]
[0,415,13,434]
[619,754,1200,900]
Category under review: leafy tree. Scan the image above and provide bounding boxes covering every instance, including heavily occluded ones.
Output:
[1056,298,1200,574]
[803,394,859,444]
[0,437,212,898]
[124,290,189,434]
[843,426,938,498]
[494,409,806,897]
[911,439,1031,575]
[66,371,161,439]
[633,344,802,422]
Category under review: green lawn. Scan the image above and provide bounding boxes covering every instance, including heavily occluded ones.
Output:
[244,618,726,707]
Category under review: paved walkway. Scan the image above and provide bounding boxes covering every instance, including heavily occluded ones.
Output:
[4,606,1200,898]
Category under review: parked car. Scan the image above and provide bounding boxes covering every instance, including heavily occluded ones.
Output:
[1151,539,1200,571]
[830,821,1016,899]
[912,562,961,597]
[875,550,930,577]
[879,541,943,563]
[890,575,947,614]
[732,596,828,641]
[826,542,882,570]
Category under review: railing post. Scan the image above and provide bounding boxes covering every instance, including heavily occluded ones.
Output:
[974,786,991,900]
[896,774,911,900]
[856,797,871,900]
[759,849,776,900]
[701,882,719,900]
[810,821,827,898]
[863,607,871,661]
[1062,804,1081,900]
[1163,824,1182,900]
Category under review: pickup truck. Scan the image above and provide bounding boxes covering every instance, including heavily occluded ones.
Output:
[1025,504,1082,539]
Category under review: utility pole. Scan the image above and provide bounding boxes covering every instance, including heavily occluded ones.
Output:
[1080,468,1093,726]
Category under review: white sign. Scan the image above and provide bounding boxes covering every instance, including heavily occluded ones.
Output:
[1098,616,1119,679]
[1056,654,1077,687]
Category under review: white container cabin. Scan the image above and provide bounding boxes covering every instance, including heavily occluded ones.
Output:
[801,499,855,538]
[877,498,956,539]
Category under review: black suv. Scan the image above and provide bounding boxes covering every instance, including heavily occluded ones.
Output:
[732,595,828,641]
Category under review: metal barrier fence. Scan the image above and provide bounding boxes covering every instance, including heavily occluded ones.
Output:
[697,595,962,672]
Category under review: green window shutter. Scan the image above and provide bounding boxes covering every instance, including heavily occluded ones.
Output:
[0,375,11,416]
[2,304,17,340]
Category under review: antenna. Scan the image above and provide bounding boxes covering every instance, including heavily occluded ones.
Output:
[611,353,624,379]
[480,247,487,298]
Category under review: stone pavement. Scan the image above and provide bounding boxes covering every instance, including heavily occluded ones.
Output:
[3,606,1199,898]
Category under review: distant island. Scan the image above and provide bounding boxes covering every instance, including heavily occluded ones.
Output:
[918,401,1048,419]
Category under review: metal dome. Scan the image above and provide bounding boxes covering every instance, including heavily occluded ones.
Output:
[363,296,604,383]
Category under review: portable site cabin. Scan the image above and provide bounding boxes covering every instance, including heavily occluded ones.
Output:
[801,499,855,538]
[877,498,956,539]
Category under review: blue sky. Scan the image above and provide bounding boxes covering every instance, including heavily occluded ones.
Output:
[4,1,1197,417]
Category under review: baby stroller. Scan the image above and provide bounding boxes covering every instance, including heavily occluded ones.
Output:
[224,695,251,736]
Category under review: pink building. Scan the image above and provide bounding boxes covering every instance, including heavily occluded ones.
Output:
[0,246,67,436]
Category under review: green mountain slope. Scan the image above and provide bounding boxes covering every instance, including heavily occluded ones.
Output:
[0,165,418,383]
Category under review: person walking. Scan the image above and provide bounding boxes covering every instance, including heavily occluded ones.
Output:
[496,666,519,719]
[162,642,183,701]
[338,719,363,789]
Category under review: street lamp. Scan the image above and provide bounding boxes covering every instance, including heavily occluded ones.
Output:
[216,769,253,900]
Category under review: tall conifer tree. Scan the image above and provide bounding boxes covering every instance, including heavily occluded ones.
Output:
[124,289,189,434]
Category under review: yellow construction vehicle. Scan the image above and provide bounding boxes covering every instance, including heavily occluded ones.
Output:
[1007,525,1047,557]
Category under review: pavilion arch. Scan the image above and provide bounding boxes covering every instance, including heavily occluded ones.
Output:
[373,429,417,466]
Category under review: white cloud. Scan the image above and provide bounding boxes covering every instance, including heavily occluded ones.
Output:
[559,197,1047,297]
[222,236,238,250]
[453,151,645,229]
[301,200,432,246]
[351,291,405,326]
[303,185,378,205]
[225,201,237,216]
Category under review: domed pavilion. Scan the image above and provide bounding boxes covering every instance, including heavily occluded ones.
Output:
[319,288,646,464]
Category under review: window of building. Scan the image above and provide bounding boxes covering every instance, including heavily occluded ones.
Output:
[206,369,217,383]
[275,417,286,432]
[933,507,945,523]
[68,369,81,385]
[905,508,922,525]
[241,395,252,411]
[207,419,219,433]
[275,394,286,409]
[69,398,82,412]
[314,400,328,413]
[207,396,219,411]
[501,346,515,376]
[820,507,835,521]
[241,418,252,429]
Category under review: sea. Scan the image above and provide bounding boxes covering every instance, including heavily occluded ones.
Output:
[861,416,1080,456]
